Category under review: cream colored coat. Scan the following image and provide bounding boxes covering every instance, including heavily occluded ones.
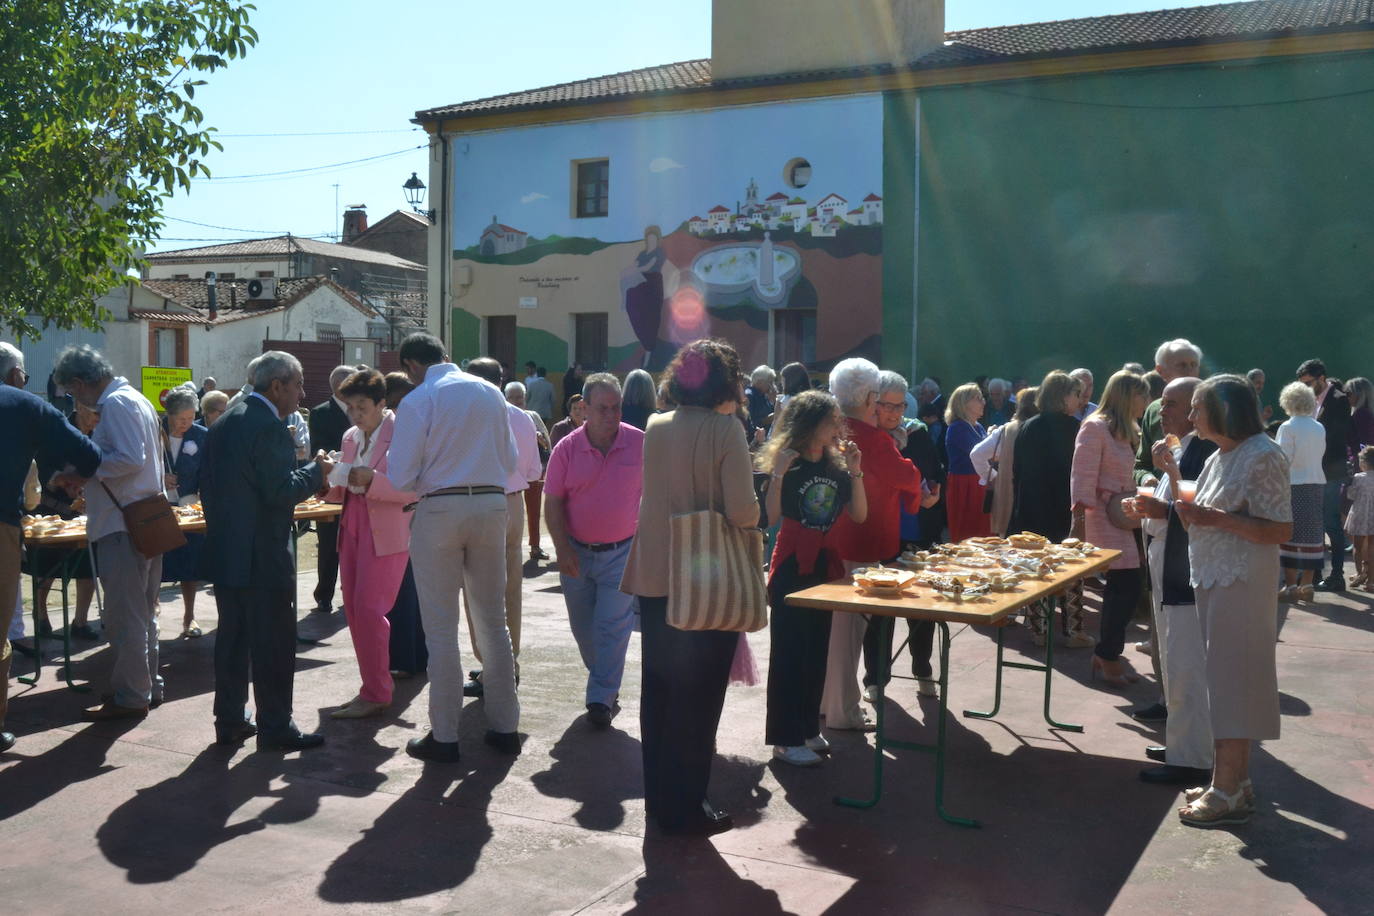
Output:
[620,407,760,598]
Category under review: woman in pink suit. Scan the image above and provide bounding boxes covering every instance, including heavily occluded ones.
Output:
[326,369,417,718]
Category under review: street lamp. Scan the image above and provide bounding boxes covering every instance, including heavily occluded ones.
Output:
[403,172,432,219]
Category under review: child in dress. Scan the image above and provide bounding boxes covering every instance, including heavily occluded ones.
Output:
[758,391,867,767]
[1344,446,1374,589]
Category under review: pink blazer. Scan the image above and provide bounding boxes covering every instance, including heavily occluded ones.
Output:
[1070,416,1140,569]
[325,412,417,557]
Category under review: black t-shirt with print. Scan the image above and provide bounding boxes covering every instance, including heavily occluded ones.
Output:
[780,457,851,532]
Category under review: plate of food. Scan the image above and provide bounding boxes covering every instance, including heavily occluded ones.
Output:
[852,566,917,596]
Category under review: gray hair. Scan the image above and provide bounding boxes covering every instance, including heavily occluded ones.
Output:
[52,344,114,386]
[1279,381,1316,417]
[1068,368,1092,385]
[1346,377,1373,412]
[163,388,200,416]
[1154,338,1202,369]
[878,370,909,397]
[251,351,303,390]
[918,377,941,398]
[244,355,263,387]
[829,358,881,412]
[622,369,656,409]
[0,342,24,380]
[582,372,622,401]
[1246,368,1265,385]
[201,390,229,415]
[504,381,527,400]
[329,364,354,392]
[988,376,1012,395]
[749,365,777,389]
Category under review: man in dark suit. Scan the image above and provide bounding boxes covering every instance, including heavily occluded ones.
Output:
[307,365,355,614]
[202,351,333,751]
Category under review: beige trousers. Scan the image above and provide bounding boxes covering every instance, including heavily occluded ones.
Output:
[464,491,524,671]
[820,559,868,728]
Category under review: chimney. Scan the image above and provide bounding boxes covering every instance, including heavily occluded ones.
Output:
[342,205,368,244]
[711,0,944,81]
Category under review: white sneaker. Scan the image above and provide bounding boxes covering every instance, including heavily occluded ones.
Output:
[916,677,939,698]
[805,733,831,754]
[773,745,823,767]
[862,685,880,704]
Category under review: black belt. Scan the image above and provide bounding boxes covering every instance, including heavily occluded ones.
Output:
[572,536,633,553]
[424,485,506,498]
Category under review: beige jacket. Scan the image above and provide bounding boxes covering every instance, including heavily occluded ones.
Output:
[620,407,760,598]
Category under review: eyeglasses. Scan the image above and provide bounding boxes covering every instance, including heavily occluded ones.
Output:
[876,401,905,412]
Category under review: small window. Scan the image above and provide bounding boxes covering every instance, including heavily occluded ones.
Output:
[255,270,275,278]
[172,273,190,280]
[573,159,609,218]
[316,323,341,343]
[218,272,236,280]
[573,313,608,369]
[783,157,811,189]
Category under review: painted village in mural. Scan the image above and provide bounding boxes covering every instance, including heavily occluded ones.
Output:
[449,97,887,372]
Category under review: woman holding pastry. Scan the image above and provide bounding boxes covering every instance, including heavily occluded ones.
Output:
[1071,370,1149,685]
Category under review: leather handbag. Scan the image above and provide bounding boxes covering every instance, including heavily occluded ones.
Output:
[99,480,187,558]
[1105,490,1142,530]
[667,419,768,633]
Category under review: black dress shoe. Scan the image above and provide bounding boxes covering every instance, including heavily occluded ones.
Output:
[1316,576,1346,593]
[256,731,324,752]
[70,623,100,641]
[1140,764,1212,785]
[215,721,258,745]
[1131,702,1168,722]
[311,604,333,614]
[463,678,485,698]
[660,801,734,837]
[484,729,521,755]
[1145,745,1167,762]
[0,731,15,753]
[406,732,461,763]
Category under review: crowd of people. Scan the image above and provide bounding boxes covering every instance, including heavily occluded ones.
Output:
[1,331,1369,836]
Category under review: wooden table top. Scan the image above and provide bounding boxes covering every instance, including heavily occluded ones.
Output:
[21,501,343,548]
[786,549,1122,626]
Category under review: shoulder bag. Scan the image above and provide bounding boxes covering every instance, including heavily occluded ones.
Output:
[99,480,187,558]
[667,417,768,632]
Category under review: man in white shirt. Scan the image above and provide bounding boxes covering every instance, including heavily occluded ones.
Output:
[458,361,543,698]
[388,334,520,762]
[53,345,167,720]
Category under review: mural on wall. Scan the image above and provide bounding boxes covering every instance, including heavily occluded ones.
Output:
[451,96,885,372]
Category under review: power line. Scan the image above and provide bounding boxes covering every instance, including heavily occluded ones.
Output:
[216,127,422,138]
[193,145,425,182]
[164,215,290,233]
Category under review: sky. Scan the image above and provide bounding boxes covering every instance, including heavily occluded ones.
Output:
[150,0,1238,254]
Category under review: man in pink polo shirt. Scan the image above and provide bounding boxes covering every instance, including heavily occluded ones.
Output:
[545,373,644,728]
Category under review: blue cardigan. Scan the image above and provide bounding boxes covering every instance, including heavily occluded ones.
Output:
[165,421,209,500]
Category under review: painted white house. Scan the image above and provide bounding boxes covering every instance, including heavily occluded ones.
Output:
[708,205,732,232]
[687,215,708,234]
[479,217,529,255]
[862,193,884,224]
[815,193,848,223]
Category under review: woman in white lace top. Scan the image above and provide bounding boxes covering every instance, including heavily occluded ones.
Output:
[1176,375,1292,828]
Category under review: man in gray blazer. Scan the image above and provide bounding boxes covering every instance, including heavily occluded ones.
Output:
[201,352,333,750]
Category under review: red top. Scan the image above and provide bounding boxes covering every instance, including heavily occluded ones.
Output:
[826,418,923,563]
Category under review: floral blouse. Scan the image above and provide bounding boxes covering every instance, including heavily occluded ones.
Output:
[1188,433,1292,589]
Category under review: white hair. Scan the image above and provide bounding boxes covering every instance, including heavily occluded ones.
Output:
[829,358,881,412]
[251,351,303,389]
[163,388,200,416]
[1068,368,1092,384]
[988,377,1012,394]
[0,342,23,380]
[1279,381,1317,417]
[504,381,526,399]
[1154,338,1202,368]
[918,377,941,397]
[750,365,777,389]
[329,364,355,391]
[878,369,909,396]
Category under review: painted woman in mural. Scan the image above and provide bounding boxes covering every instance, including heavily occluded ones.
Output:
[620,224,667,364]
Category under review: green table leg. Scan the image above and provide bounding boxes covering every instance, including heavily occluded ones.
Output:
[962,597,1081,732]
[18,552,89,692]
[836,617,979,827]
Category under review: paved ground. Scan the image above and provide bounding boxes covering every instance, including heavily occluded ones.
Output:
[4,531,1373,915]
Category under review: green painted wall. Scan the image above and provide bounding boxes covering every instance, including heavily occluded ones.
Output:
[515,325,569,372]
[882,89,919,379]
[915,52,1374,387]
[451,307,480,361]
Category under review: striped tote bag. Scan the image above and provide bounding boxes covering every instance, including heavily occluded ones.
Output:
[666,421,768,632]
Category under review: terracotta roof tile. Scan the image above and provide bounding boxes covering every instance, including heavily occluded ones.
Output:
[147,235,424,271]
[139,276,378,325]
[415,1,1374,121]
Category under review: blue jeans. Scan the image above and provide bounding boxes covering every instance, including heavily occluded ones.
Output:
[562,540,636,706]
[1323,478,1348,579]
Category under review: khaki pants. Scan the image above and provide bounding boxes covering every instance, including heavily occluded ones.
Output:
[411,493,518,742]
[820,559,868,728]
[0,522,21,730]
[464,491,524,672]
[94,532,163,708]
